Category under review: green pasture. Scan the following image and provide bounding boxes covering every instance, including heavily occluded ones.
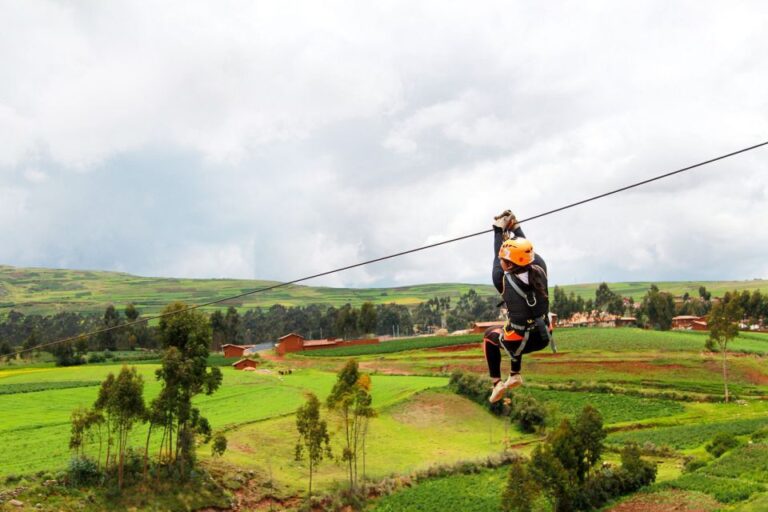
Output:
[368,451,689,512]
[0,265,496,316]
[371,466,512,512]
[220,390,517,493]
[608,416,768,450]
[3,264,767,317]
[0,363,445,476]
[520,388,685,424]
[1,325,767,509]
[297,328,768,359]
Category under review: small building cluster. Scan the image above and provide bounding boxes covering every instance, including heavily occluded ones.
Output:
[671,315,708,331]
[275,333,379,356]
[557,313,637,328]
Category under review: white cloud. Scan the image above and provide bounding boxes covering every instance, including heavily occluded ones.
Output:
[0,0,767,289]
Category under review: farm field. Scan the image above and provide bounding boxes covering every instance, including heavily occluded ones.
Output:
[0,264,496,316]
[2,264,767,316]
[1,327,767,511]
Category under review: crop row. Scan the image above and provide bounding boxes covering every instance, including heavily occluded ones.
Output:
[0,381,100,395]
[662,473,765,503]
[371,467,510,512]
[299,334,480,357]
[608,417,767,449]
[702,444,768,482]
[522,388,685,424]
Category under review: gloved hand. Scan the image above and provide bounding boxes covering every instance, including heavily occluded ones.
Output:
[492,210,518,231]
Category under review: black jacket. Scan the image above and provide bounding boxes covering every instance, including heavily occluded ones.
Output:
[492,226,550,325]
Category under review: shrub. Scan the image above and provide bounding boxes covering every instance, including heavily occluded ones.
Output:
[706,432,740,458]
[751,428,768,443]
[212,433,228,457]
[510,394,547,433]
[682,456,707,474]
[448,370,505,415]
[87,352,106,363]
[67,456,101,487]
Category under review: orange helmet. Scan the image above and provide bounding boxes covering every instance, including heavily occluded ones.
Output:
[499,238,534,266]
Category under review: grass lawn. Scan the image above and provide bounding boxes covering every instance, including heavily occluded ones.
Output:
[0,364,445,476]
[216,390,518,494]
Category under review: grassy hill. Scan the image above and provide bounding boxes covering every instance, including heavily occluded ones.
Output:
[1,328,767,511]
[1,264,767,316]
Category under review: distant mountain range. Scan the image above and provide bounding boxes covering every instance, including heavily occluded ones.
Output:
[1,264,766,316]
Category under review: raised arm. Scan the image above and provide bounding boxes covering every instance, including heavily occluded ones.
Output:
[491,211,526,293]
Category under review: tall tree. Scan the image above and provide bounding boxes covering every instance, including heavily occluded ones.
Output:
[594,283,614,311]
[152,302,223,477]
[708,296,743,403]
[326,360,375,490]
[98,305,121,351]
[125,303,140,322]
[501,458,538,512]
[210,310,226,350]
[295,392,332,501]
[357,302,377,336]
[107,366,146,489]
[640,285,675,330]
[223,306,242,345]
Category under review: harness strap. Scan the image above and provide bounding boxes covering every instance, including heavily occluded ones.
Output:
[501,269,557,354]
[499,329,530,361]
[504,272,537,307]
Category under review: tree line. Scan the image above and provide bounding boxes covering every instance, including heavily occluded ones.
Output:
[552,283,768,331]
[0,288,502,361]
[67,302,225,490]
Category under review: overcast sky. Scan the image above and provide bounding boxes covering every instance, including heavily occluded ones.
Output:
[1,1,767,288]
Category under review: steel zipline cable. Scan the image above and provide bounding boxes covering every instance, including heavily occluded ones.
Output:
[10,140,768,358]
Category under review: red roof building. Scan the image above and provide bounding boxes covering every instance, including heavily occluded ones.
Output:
[223,344,247,358]
[232,358,259,370]
[275,333,379,355]
[672,316,706,330]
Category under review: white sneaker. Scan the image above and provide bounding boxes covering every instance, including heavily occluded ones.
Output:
[489,374,524,403]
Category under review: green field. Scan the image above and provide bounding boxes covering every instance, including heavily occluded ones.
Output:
[2,324,768,511]
[2,264,767,316]
[371,466,511,512]
[0,264,496,316]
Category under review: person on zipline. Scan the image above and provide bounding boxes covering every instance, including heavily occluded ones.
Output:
[485,209,552,403]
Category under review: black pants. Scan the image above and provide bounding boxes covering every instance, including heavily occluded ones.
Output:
[483,326,550,379]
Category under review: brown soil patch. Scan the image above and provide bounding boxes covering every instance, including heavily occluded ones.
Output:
[390,391,477,428]
[230,442,254,454]
[744,367,768,385]
[358,361,418,375]
[607,490,720,512]
[430,343,479,352]
[441,363,489,374]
